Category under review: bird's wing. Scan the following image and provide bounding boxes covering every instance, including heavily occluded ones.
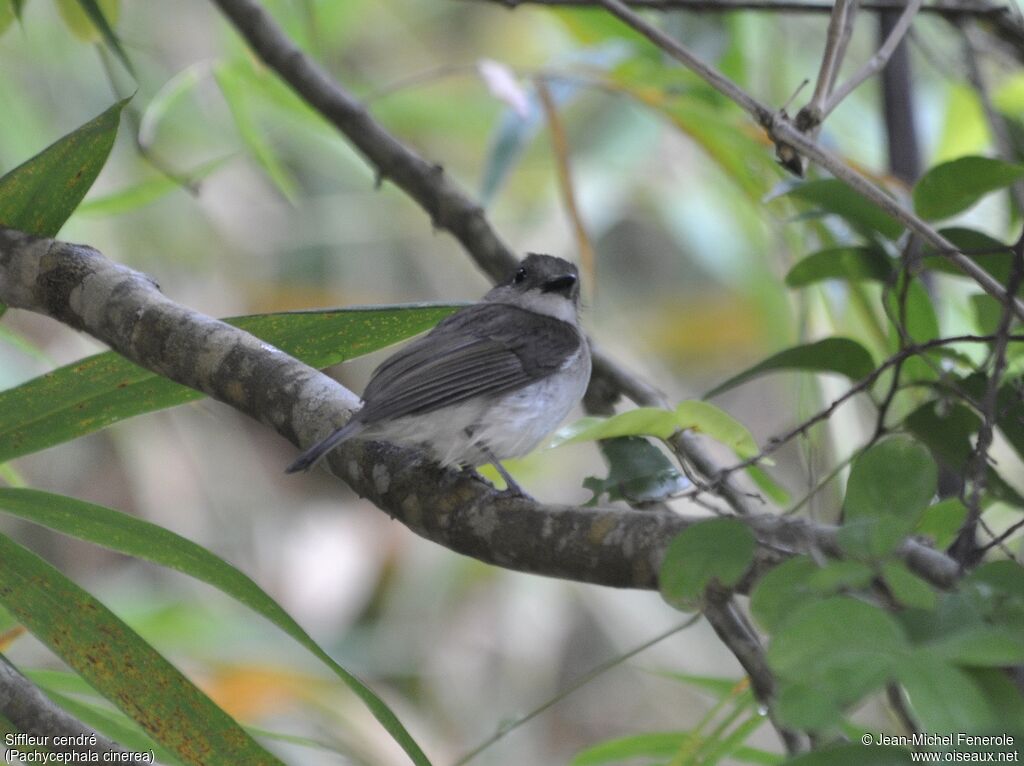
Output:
[356,303,581,424]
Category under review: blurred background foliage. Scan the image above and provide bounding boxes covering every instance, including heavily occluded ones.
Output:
[1,0,1023,763]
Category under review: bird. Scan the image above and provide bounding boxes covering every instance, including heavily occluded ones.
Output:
[286,253,591,494]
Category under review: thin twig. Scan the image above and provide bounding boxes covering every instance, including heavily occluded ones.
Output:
[473,0,1006,14]
[714,334,1024,482]
[963,22,1024,211]
[536,79,597,285]
[209,0,767,521]
[453,615,702,765]
[703,588,805,755]
[956,239,1024,564]
[798,0,859,133]
[821,0,925,119]
[587,0,1024,318]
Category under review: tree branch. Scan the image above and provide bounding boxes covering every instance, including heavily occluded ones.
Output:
[702,588,805,754]
[587,0,1024,319]
[0,655,145,764]
[821,0,924,119]
[208,0,763,517]
[798,0,859,135]
[467,0,1005,14]
[0,226,961,592]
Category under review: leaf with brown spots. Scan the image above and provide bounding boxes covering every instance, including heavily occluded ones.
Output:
[0,488,434,766]
[0,99,126,237]
[0,531,285,765]
[0,304,459,463]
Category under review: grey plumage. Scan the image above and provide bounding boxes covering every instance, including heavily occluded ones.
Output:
[287,253,590,478]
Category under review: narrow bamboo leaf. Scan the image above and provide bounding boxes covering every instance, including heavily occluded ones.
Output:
[704,338,874,399]
[660,519,755,610]
[480,44,626,204]
[77,156,231,216]
[39,688,186,766]
[215,62,299,203]
[780,744,912,766]
[0,1,14,36]
[571,730,780,766]
[0,99,126,236]
[781,179,904,240]
[554,401,757,458]
[0,305,459,463]
[69,0,133,75]
[0,488,433,766]
[0,532,285,766]
[785,246,892,288]
[914,156,1024,221]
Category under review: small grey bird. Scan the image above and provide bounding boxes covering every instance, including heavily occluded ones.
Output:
[286,253,592,492]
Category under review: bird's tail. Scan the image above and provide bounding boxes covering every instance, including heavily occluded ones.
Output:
[286,420,365,474]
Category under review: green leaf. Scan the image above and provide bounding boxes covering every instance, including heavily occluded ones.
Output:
[898,654,997,733]
[0,532,285,766]
[915,499,967,550]
[844,436,937,525]
[750,556,821,633]
[781,179,904,240]
[780,744,912,766]
[215,61,299,203]
[659,519,755,610]
[839,436,937,558]
[39,689,186,766]
[649,671,747,698]
[571,731,685,765]
[881,561,936,611]
[913,156,1024,221]
[964,560,1024,600]
[0,100,126,236]
[925,228,1015,288]
[555,401,757,458]
[705,338,875,399]
[905,401,1024,508]
[77,156,231,216]
[884,278,939,346]
[480,44,627,204]
[0,1,14,36]
[785,246,892,288]
[73,0,134,75]
[0,305,459,463]
[0,488,432,766]
[571,732,781,766]
[923,625,1024,666]
[768,597,907,729]
[582,436,688,505]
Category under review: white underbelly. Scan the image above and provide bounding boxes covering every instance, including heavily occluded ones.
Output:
[365,347,590,466]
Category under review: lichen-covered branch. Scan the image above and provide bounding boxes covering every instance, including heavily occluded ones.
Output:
[0,226,961,591]
[208,0,764,516]
[0,656,144,764]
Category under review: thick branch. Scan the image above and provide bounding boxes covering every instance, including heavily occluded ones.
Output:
[0,227,960,591]
[0,656,144,764]
[208,0,761,517]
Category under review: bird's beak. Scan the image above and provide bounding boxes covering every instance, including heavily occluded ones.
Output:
[541,274,577,295]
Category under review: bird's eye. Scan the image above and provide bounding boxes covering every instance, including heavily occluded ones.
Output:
[513,267,527,284]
